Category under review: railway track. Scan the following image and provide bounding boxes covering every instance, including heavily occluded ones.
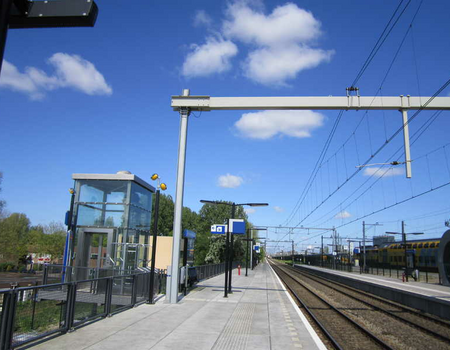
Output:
[270,260,450,350]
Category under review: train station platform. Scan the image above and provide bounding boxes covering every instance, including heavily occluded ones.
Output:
[295,264,450,320]
[29,262,325,350]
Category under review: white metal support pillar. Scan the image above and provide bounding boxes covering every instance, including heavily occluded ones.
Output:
[168,89,190,304]
[400,108,412,178]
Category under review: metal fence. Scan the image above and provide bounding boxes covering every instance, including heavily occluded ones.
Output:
[299,259,442,284]
[41,264,137,285]
[0,270,165,350]
[0,262,233,349]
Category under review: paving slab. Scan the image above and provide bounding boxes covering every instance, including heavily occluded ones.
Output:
[29,262,325,350]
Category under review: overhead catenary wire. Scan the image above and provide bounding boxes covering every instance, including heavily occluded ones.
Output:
[282,0,419,227]
[290,1,434,227]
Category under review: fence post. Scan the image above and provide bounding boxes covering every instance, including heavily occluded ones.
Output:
[0,291,17,350]
[43,264,49,285]
[131,275,137,307]
[105,277,113,316]
[64,283,77,332]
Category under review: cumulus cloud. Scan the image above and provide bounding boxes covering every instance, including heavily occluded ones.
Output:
[182,1,333,86]
[217,173,244,188]
[0,54,112,99]
[245,208,256,214]
[223,2,321,47]
[182,37,238,77]
[243,45,332,86]
[194,10,213,27]
[234,110,324,139]
[274,206,284,213]
[363,167,404,178]
[335,211,351,219]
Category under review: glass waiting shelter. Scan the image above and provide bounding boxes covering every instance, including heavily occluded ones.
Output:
[68,171,155,278]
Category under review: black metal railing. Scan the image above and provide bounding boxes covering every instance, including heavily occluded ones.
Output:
[0,261,234,349]
[0,269,165,350]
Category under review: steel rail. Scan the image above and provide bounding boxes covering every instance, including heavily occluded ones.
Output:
[288,265,450,344]
[271,262,393,350]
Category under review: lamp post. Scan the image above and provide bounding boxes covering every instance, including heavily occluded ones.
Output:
[148,174,167,304]
[244,228,266,276]
[386,221,423,282]
[200,200,268,297]
[362,222,382,273]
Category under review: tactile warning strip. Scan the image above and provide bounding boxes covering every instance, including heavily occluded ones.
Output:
[212,303,256,350]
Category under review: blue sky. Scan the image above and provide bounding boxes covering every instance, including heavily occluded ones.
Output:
[1,0,450,254]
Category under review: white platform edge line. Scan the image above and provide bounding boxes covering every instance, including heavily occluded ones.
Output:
[268,263,327,350]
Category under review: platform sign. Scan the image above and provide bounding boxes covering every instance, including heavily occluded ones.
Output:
[211,224,227,234]
[183,229,196,239]
[354,248,360,254]
[254,245,260,253]
[229,219,246,234]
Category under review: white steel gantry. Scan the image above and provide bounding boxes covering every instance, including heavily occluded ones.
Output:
[167,92,450,303]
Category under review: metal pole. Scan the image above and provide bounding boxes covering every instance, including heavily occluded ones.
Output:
[363,221,366,273]
[148,189,160,304]
[291,240,294,266]
[250,233,254,270]
[228,235,234,293]
[403,221,408,282]
[224,218,230,298]
[169,89,190,304]
[228,204,236,293]
[0,0,13,75]
[401,109,412,178]
[321,235,324,268]
[245,229,249,276]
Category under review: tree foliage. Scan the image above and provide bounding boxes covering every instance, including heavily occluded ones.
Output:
[0,213,66,265]
[0,172,6,219]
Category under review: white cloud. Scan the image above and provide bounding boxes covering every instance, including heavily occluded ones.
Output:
[0,54,112,99]
[274,206,284,213]
[223,2,322,47]
[335,211,351,219]
[223,1,333,86]
[0,60,45,100]
[182,37,238,78]
[217,173,244,188]
[234,110,324,139]
[182,2,333,85]
[194,10,213,27]
[245,208,256,214]
[49,53,112,95]
[243,45,332,86]
[363,167,404,178]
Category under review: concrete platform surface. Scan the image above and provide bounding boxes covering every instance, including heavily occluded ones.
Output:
[29,262,325,350]
[298,264,450,303]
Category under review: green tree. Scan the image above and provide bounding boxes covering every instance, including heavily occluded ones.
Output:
[0,213,30,264]
[196,202,249,265]
[152,193,174,236]
[0,172,6,219]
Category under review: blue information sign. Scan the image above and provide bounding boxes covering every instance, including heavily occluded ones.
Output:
[229,219,246,234]
[211,225,227,234]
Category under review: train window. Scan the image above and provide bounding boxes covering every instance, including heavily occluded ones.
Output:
[430,243,435,248]
[424,243,429,248]
[419,256,423,263]
[437,243,439,247]
[412,244,417,249]
[418,243,423,248]
[430,257,436,264]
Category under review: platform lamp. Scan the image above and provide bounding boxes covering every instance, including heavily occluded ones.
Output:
[148,173,167,304]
